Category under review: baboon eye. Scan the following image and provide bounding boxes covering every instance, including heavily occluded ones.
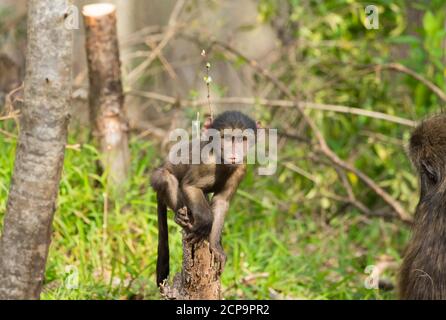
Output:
[421,162,438,184]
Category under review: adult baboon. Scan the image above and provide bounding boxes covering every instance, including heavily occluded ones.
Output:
[399,114,446,299]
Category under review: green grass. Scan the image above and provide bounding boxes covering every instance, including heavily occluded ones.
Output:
[0,128,410,300]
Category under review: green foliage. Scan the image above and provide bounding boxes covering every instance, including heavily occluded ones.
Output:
[1,0,445,300]
[0,131,408,299]
[245,0,445,226]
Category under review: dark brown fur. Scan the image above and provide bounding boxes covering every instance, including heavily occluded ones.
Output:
[399,114,446,299]
[151,111,257,286]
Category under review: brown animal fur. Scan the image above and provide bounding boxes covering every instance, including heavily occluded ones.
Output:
[150,111,257,286]
[399,114,446,299]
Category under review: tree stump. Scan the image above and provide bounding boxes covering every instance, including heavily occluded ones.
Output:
[160,209,222,300]
[83,3,130,191]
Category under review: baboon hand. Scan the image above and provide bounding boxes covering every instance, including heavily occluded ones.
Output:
[174,206,193,231]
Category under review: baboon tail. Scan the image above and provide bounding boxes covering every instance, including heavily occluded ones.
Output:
[156,194,169,286]
[151,168,166,192]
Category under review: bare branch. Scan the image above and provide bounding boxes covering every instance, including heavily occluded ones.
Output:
[146,39,177,80]
[127,91,416,127]
[379,63,446,103]
[0,110,20,122]
[126,0,186,84]
[210,38,413,223]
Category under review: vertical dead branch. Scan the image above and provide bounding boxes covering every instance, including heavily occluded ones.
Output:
[0,0,72,299]
[161,235,222,300]
[83,3,130,191]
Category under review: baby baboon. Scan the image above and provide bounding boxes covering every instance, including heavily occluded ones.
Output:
[399,114,446,299]
[151,111,258,286]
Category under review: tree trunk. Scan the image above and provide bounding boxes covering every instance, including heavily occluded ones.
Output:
[0,0,72,300]
[83,3,130,192]
[160,234,222,299]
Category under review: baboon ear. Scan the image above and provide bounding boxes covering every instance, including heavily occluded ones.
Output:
[202,117,213,136]
[420,160,438,185]
[203,117,213,130]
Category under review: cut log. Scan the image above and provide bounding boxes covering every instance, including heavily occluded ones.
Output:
[160,208,222,300]
[83,3,130,191]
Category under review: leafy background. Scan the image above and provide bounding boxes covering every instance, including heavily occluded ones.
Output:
[0,0,445,299]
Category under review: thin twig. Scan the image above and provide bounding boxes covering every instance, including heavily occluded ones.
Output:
[146,39,177,80]
[378,63,446,103]
[0,128,17,139]
[283,162,317,183]
[0,128,81,151]
[126,0,186,84]
[121,25,164,47]
[4,82,24,111]
[131,120,167,140]
[210,38,412,223]
[201,50,214,120]
[127,91,416,127]
[0,110,20,122]
[332,167,377,218]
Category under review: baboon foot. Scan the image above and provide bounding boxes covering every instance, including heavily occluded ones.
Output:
[174,206,193,231]
[210,245,227,273]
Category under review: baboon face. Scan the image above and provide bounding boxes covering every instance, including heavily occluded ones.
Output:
[209,111,257,165]
[409,114,446,200]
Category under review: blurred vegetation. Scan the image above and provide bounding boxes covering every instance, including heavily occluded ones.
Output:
[1,0,446,299]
